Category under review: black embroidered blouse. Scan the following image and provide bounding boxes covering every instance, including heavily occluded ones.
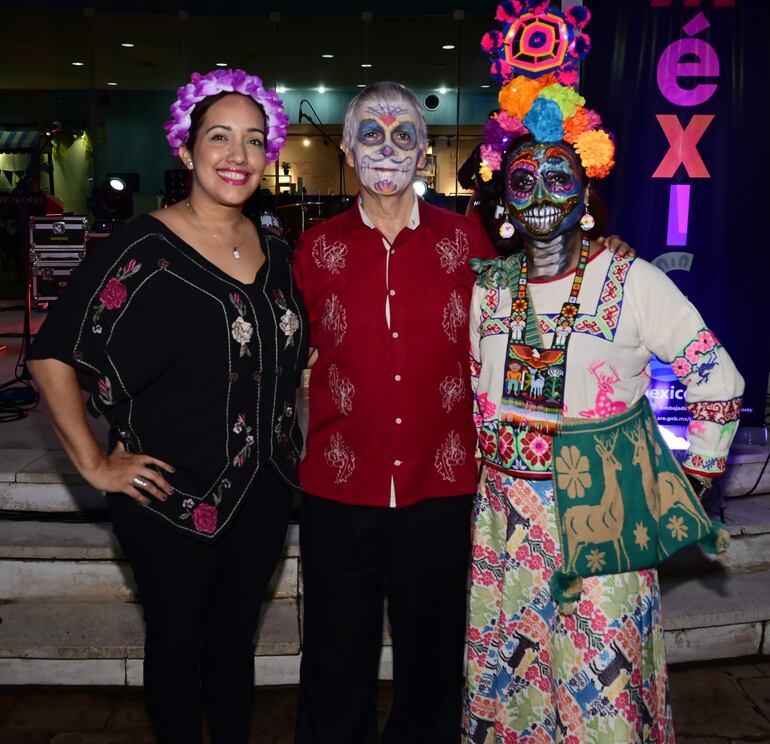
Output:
[29,214,308,541]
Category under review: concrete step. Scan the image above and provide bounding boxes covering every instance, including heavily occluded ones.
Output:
[0,597,394,687]
[0,523,300,602]
[0,598,299,660]
[723,444,770,498]
[658,492,770,577]
[661,566,770,663]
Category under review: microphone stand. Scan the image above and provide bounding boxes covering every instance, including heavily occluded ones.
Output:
[298,100,346,198]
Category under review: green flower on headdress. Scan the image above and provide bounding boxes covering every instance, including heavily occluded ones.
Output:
[540,83,586,120]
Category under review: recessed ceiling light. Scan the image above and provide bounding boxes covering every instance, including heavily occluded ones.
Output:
[317,85,326,94]
[438,86,448,94]
[72,61,85,66]
[360,63,372,68]
[121,42,135,48]
[215,62,228,67]
[442,44,455,50]
[322,54,334,59]
[107,82,118,86]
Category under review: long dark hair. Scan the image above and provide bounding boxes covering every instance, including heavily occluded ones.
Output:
[186,91,269,150]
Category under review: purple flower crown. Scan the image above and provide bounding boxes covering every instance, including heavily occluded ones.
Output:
[164,68,289,164]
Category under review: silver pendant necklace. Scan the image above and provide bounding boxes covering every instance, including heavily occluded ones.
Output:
[185,199,246,260]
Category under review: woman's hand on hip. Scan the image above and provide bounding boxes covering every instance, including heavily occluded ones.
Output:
[83,442,176,506]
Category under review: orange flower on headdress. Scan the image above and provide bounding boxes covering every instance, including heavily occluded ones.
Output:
[562,107,590,145]
[498,73,556,121]
[574,129,615,179]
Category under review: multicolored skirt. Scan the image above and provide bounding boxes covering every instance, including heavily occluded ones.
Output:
[463,466,674,743]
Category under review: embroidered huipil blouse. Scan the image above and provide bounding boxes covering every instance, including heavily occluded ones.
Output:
[29,215,308,540]
[470,249,744,478]
[293,198,496,507]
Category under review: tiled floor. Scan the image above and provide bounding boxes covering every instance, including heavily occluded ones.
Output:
[1,659,770,743]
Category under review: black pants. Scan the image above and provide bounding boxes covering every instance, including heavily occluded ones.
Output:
[108,465,292,744]
[296,493,473,744]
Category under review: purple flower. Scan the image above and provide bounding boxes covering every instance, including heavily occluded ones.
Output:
[164,68,289,164]
[245,435,254,445]
[483,117,511,150]
[221,479,232,489]
[182,498,194,509]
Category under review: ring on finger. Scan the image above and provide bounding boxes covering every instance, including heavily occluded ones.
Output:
[132,476,149,489]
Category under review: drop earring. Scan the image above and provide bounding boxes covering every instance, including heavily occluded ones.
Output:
[498,204,515,239]
[187,161,194,170]
[580,185,595,231]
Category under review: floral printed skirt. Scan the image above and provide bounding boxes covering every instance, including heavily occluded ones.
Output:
[462,466,674,744]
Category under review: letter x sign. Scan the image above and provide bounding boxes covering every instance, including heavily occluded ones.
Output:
[652,114,714,178]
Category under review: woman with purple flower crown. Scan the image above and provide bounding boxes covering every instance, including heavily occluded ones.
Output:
[463,2,743,742]
[28,69,307,743]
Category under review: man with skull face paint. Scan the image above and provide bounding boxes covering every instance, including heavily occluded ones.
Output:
[292,81,498,743]
[464,3,744,742]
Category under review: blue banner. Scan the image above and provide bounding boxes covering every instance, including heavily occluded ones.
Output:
[582,0,769,434]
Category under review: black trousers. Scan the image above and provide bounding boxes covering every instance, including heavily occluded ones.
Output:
[296,493,473,744]
[108,465,292,744]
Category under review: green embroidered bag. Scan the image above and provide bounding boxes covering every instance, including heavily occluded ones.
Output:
[549,396,729,613]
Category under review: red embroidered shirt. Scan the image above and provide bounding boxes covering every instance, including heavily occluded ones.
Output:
[293,197,497,507]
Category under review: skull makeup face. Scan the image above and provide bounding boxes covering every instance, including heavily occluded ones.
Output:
[346,97,424,196]
[505,140,584,239]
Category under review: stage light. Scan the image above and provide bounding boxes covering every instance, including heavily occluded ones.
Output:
[481,84,491,89]
[322,54,334,59]
[107,82,118,86]
[276,84,286,93]
[413,180,428,197]
[72,61,85,66]
[303,138,311,147]
[215,62,228,67]
[438,86,448,94]
[317,85,326,94]
[361,63,372,68]
[121,42,135,48]
[442,44,455,50]
[357,84,366,88]
[91,174,138,221]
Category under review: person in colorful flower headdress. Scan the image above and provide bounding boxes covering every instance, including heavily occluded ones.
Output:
[463,3,744,742]
[27,69,307,743]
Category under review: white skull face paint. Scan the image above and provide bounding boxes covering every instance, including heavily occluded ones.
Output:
[349,98,421,196]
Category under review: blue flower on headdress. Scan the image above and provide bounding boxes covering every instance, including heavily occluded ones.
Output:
[522,97,564,143]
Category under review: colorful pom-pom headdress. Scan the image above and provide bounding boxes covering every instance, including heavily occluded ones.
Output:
[164,68,289,164]
[479,0,615,182]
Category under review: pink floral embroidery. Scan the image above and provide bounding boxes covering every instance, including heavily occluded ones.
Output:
[99,278,128,310]
[476,392,496,421]
[688,420,706,435]
[97,377,113,405]
[231,413,254,467]
[671,357,692,377]
[92,259,141,332]
[192,503,218,534]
